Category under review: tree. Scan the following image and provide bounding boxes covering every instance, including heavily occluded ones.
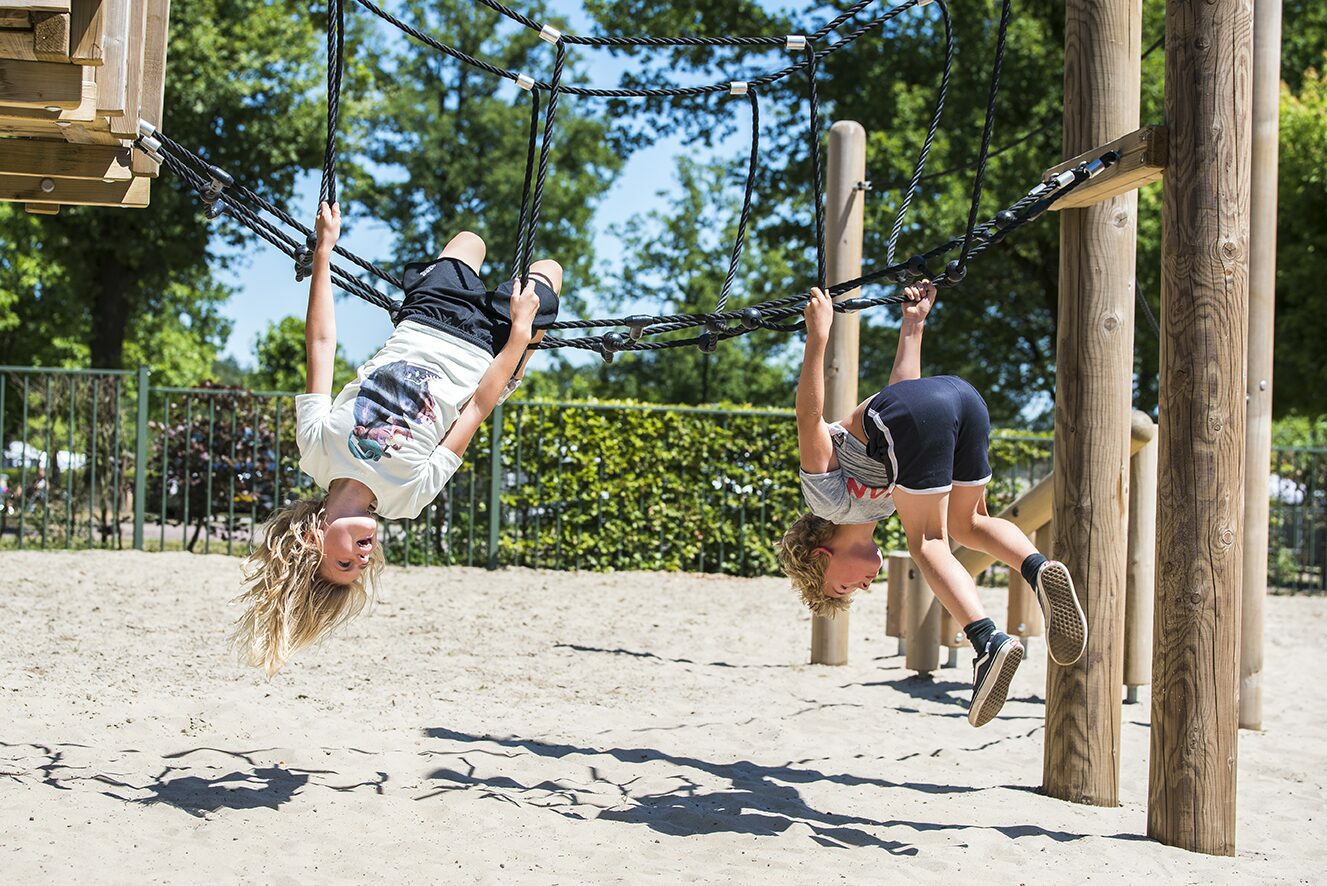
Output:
[0,0,327,379]
[249,316,356,393]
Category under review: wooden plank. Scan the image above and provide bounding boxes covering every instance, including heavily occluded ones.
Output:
[0,171,147,205]
[61,120,120,143]
[24,201,59,213]
[94,0,127,116]
[129,0,164,175]
[0,27,38,60]
[0,139,132,179]
[0,58,82,107]
[0,63,95,120]
[0,1,70,11]
[0,11,31,26]
[30,11,67,60]
[105,0,141,137]
[1045,125,1167,210]
[68,0,102,64]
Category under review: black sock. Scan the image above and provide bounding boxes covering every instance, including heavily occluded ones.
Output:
[1021,552,1049,588]
[963,617,997,656]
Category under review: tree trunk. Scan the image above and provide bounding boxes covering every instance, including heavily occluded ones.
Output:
[89,252,133,369]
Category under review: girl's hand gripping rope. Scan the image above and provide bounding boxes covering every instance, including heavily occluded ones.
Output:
[804,286,834,344]
[901,279,937,324]
[315,201,342,254]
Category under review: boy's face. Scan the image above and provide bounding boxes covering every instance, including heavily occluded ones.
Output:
[817,532,884,599]
[317,513,378,585]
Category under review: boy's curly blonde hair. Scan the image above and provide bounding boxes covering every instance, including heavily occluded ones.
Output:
[231,497,384,677]
[776,512,852,617]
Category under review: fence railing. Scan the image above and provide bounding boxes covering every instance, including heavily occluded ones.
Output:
[2,365,1319,590]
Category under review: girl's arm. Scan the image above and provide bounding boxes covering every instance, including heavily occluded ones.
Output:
[797,288,836,473]
[887,280,937,386]
[441,280,542,458]
[305,202,340,396]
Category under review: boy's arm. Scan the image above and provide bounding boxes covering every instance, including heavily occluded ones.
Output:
[887,280,937,386]
[305,202,340,396]
[797,288,836,474]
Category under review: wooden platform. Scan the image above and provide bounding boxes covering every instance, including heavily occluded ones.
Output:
[0,0,168,214]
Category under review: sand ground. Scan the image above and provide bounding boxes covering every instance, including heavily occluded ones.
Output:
[0,550,1321,884]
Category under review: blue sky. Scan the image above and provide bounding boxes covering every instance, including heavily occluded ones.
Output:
[216,0,769,367]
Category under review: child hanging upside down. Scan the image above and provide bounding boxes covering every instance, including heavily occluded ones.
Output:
[232,202,561,675]
[777,282,1087,727]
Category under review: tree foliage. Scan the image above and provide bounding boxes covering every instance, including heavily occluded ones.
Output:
[249,316,356,393]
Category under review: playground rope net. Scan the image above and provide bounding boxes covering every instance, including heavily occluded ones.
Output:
[133,0,1118,359]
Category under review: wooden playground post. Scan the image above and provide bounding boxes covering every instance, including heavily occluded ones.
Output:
[1124,416,1157,703]
[1006,528,1044,640]
[1241,0,1281,733]
[885,551,908,655]
[1148,0,1252,857]
[900,557,940,676]
[810,120,866,666]
[1044,0,1141,807]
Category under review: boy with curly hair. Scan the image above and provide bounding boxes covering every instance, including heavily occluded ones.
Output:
[777,282,1086,727]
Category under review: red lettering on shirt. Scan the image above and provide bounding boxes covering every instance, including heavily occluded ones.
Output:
[846,477,889,500]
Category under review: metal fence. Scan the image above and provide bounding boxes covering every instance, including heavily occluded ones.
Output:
[1,365,1319,590]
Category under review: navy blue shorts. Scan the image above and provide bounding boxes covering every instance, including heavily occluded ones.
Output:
[863,375,992,494]
[396,257,559,356]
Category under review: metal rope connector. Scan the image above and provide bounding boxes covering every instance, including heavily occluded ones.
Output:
[515,73,536,91]
[917,0,935,7]
[137,119,158,139]
[294,234,317,282]
[137,135,164,164]
[786,35,807,51]
[729,81,748,96]
[539,24,561,44]
[853,180,873,191]
[623,314,653,341]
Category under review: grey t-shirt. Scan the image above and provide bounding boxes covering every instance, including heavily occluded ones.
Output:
[799,421,897,524]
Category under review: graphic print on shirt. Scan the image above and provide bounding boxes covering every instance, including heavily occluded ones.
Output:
[347,360,443,461]
[832,427,894,499]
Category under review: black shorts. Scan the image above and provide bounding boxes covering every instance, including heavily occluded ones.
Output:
[863,375,992,494]
[396,257,560,356]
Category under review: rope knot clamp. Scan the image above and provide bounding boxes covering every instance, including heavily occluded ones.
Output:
[785,35,807,51]
[904,254,930,279]
[994,209,1017,229]
[697,331,719,354]
[729,81,749,96]
[201,164,233,204]
[204,197,230,220]
[602,331,628,353]
[623,314,653,341]
[944,259,967,284]
[515,73,536,92]
[739,306,763,329]
[294,234,317,282]
[136,135,164,164]
[539,24,561,44]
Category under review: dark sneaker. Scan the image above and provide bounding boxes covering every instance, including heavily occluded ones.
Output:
[968,633,1024,727]
[1034,560,1088,666]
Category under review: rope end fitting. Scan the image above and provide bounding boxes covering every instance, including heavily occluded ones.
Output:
[515,73,536,92]
[786,35,807,52]
[137,119,157,139]
[917,0,935,6]
[539,24,561,44]
[729,81,749,96]
[136,135,164,164]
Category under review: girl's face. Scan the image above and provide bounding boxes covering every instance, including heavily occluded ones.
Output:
[317,513,378,584]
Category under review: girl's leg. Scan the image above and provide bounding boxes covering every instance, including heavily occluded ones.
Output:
[891,488,986,625]
[946,483,1038,567]
[440,231,486,273]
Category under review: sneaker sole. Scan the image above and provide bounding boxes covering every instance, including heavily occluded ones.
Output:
[1039,561,1088,667]
[968,638,1024,728]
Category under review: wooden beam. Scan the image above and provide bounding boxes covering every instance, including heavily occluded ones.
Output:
[130,0,165,175]
[0,58,82,107]
[95,0,127,116]
[1148,0,1251,858]
[30,10,67,61]
[0,11,31,26]
[0,140,132,179]
[0,63,96,121]
[105,0,142,137]
[0,171,147,205]
[0,27,38,60]
[68,0,102,64]
[24,200,58,213]
[0,1,70,11]
[61,120,120,144]
[1045,125,1167,210]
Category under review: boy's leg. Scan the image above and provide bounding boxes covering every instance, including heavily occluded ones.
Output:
[947,483,1087,666]
[510,259,563,380]
[440,231,486,274]
[894,486,1023,727]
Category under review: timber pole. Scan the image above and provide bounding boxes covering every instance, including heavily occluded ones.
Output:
[810,120,866,666]
[1240,0,1281,732]
[1044,0,1141,807]
[1148,0,1252,856]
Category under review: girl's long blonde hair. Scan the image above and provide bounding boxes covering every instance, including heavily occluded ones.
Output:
[231,497,384,677]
